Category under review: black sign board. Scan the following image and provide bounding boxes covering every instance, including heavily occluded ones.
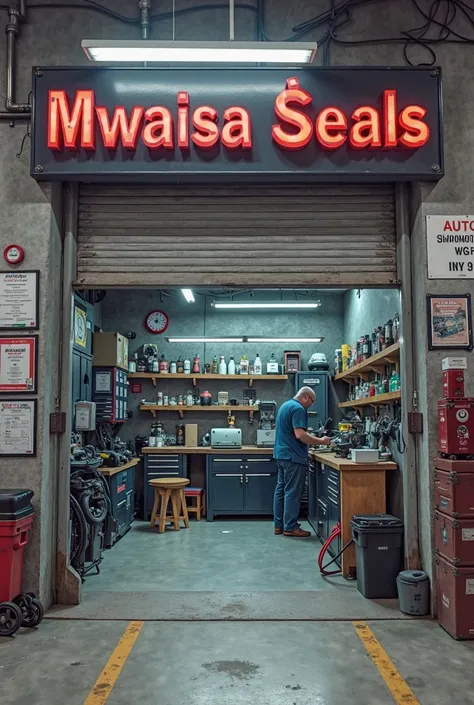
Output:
[31,66,443,182]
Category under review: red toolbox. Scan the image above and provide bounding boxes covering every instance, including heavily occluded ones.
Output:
[434,468,474,518]
[442,370,465,399]
[434,511,474,565]
[436,457,474,473]
[436,554,474,640]
[438,399,474,457]
[0,489,43,637]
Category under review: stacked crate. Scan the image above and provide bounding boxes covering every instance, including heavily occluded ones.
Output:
[435,357,474,640]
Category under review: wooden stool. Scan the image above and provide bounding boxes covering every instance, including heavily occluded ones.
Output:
[184,487,206,521]
[149,478,190,533]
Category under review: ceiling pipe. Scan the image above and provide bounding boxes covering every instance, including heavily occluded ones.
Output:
[5,4,31,113]
[139,0,151,39]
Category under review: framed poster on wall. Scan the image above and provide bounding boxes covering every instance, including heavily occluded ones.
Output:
[0,270,39,330]
[0,335,38,393]
[0,399,37,457]
[427,294,473,350]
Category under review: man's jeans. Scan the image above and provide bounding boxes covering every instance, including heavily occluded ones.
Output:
[273,459,307,532]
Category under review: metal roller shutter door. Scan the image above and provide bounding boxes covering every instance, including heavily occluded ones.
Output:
[76,184,397,288]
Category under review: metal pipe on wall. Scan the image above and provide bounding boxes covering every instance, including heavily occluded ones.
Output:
[56,183,81,606]
[5,6,30,113]
[395,181,421,570]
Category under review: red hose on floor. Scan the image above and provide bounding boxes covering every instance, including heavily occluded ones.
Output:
[318,521,343,576]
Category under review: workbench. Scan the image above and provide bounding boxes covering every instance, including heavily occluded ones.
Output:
[142,446,275,519]
[309,451,397,578]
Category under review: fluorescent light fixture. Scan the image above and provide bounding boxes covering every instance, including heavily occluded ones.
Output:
[181,289,195,304]
[247,337,324,343]
[212,302,321,310]
[82,40,317,64]
[165,337,244,343]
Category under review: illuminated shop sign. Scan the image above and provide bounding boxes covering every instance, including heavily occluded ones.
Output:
[31,67,443,181]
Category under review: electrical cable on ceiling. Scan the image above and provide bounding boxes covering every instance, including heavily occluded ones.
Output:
[2,0,474,66]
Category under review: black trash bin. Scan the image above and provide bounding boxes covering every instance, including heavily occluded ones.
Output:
[351,514,404,599]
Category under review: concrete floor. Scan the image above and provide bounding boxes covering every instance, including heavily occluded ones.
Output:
[2,619,474,705]
[48,519,405,620]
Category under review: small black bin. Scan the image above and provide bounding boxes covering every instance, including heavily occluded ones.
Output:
[351,514,404,599]
[0,489,34,521]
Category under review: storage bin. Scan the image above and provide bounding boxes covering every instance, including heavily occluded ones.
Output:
[351,514,404,599]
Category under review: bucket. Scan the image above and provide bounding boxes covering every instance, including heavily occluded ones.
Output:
[396,570,430,616]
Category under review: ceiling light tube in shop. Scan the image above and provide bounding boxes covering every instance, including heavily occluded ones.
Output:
[181,289,195,303]
[165,337,244,343]
[246,337,324,343]
[212,302,321,310]
[82,40,317,65]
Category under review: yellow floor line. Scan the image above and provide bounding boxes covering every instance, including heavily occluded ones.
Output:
[353,621,420,705]
[83,621,144,705]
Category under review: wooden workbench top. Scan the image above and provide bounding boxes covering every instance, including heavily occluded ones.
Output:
[142,445,274,455]
[98,458,140,476]
[309,451,397,472]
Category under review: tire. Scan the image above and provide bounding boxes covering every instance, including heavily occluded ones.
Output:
[70,494,88,568]
[0,602,23,637]
[21,598,44,628]
[79,490,107,525]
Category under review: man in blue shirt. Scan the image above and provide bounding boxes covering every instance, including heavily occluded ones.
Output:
[273,387,332,537]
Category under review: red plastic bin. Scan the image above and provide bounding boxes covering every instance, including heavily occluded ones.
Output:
[0,513,34,603]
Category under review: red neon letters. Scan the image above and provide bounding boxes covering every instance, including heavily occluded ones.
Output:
[46,80,430,153]
[271,77,429,150]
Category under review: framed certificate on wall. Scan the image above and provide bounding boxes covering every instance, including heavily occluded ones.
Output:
[0,270,39,330]
[0,399,37,457]
[0,335,38,393]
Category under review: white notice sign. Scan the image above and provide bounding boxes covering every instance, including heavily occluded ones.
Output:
[0,400,36,456]
[0,271,39,329]
[426,215,474,279]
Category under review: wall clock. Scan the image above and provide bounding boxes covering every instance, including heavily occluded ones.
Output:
[145,310,169,334]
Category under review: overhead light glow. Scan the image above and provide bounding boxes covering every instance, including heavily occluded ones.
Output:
[247,337,324,343]
[212,302,321,310]
[166,337,244,343]
[82,40,317,64]
[181,289,195,303]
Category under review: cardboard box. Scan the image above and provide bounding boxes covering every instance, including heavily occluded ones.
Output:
[185,424,198,448]
[93,332,129,371]
[442,357,467,370]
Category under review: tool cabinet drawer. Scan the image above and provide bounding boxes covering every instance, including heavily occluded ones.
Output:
[209,456,247,473]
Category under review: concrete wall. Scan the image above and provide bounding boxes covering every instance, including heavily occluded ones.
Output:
[1,0,473,600]
[101,289,345,445]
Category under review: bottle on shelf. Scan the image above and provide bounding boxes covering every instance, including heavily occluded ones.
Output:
[128,353,137,374]
[267,353,279,374]
[177,357,184,374]
[159,354,169,374]
[192,354,200,374]
[211,356,218,374]
[228,356,236,375]
[176,424,185,446]
[254,354,262,374]
[147,355,154,373]
[389,371,400,392]
[384,319,394,348]
[186,390,194,406]
[170,360,177,374]
[393,313,400,344]
[184,357,191,374]
[362,335,371,360]
[218,355,227,375]
[240,355,249,374]
[152,354,159,373]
